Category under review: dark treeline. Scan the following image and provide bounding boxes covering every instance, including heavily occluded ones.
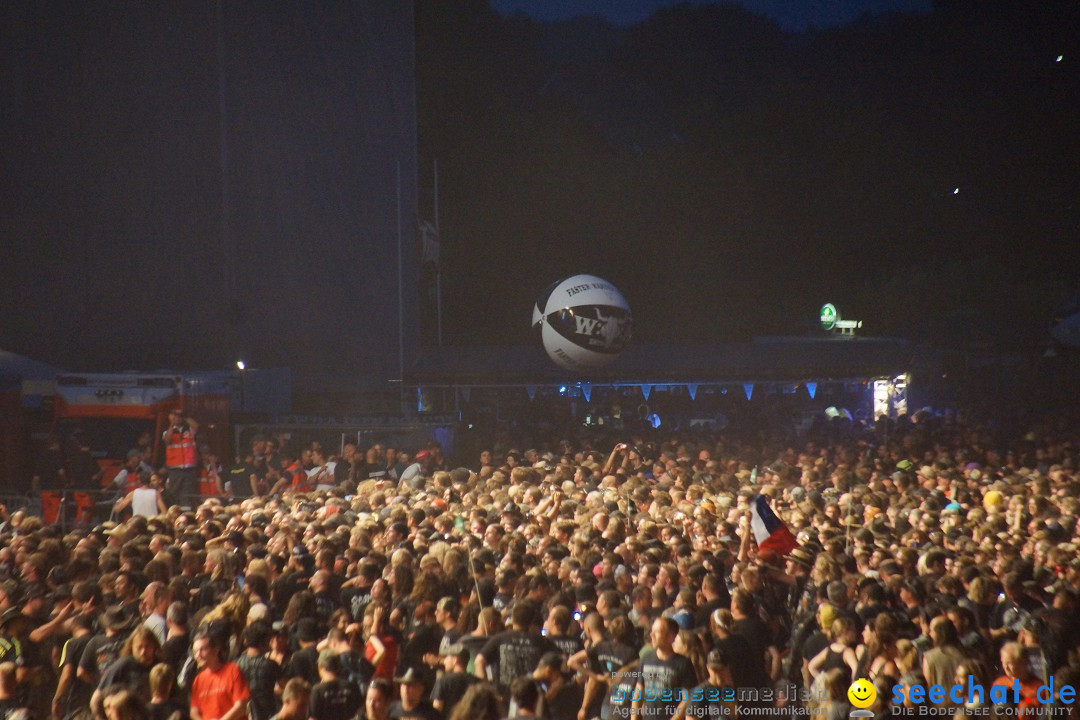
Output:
[417,0,1079,350]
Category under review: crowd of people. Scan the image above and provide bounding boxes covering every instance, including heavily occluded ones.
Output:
[1,407,1078,720]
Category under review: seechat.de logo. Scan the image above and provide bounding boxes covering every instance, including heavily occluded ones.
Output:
[891,675,1077,709]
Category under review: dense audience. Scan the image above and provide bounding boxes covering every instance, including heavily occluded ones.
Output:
[3,408,1079,720]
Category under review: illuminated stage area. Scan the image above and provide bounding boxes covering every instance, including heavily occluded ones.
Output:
[405,337,914,431]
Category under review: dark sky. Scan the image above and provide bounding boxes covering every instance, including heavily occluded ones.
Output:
[1,0,1078,392]
[491,0,932,30]
[0,1,418,389]
[418,0,1077,351]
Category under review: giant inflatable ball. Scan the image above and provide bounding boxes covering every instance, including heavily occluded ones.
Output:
[532,275,632,370]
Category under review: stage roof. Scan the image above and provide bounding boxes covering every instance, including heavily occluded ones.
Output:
[405,336,912,388]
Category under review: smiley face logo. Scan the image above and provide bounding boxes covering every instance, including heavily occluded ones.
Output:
[848,678,876,709]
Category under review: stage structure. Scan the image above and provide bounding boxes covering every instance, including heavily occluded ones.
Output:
[405,336,915,427]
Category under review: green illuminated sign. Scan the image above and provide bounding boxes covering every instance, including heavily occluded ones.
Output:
[820,303,838,331]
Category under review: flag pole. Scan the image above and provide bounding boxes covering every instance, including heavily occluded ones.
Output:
[434,158,443,347]
[397,161,406,415]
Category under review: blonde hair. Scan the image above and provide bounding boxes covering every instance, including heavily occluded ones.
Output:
[282,677,312,702]
[821,668,849,702]
[149,663,174,698]
[967,575,993,604]
[201,591,250,629]
[121,626,161,659]
[828,616,855,643]
[206,548,231,582]
[246,558,270,581]
[675,629,708,684]
[895,639,918,674]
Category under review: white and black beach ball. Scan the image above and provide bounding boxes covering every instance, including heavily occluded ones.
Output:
[532,275,632,370]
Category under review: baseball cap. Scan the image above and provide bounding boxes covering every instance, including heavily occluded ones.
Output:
[395,665,424,684]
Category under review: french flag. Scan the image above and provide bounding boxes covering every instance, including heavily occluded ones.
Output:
[750,495,799,556]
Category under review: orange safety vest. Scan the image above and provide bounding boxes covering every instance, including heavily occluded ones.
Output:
[286,462,308,490]
[165,426,198,468]
[199,466,221,497]
[122,469,140,495]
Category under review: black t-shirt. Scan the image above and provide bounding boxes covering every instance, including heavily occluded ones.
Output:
[271,571,310,618]
[635,650,698,720]
[549,634,584,658]
[196,577,233,613]
[388,699,442,720]
[406,623,443,658]
[235,653,282,720]
[544,682,583,720]
[97,656,152,698]
[801,631,829,672]
[587,640,639,720]
[227,462,257,498]
[163,633,190,670]
[336,650,375,694]
[478,630,559,692]
[310,678,362,720]
[283,645,320,684]
[731,617,770,683]
[35,448,66,490]
[401,622,442,690]
[333,459,354,485]
[492,593,513,614]
[313,590,342,626]
[438,628,463,657]
[18,615,52,671]
[78,633,126,679]
[713,633,762,691]
[694,596,730,630]
[341,585,373,623]
[57,634,94,720]
[149,698,189,720]
[362,463,388,480]
[66,450,101,487]
[430,671,478,713]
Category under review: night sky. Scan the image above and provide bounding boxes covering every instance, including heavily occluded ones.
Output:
[1,1,418,389]
[491,0,932,30]
[1,0,1078,392]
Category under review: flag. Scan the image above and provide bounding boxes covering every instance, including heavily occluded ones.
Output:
[750,495,799,555]
[419,219,440,265]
